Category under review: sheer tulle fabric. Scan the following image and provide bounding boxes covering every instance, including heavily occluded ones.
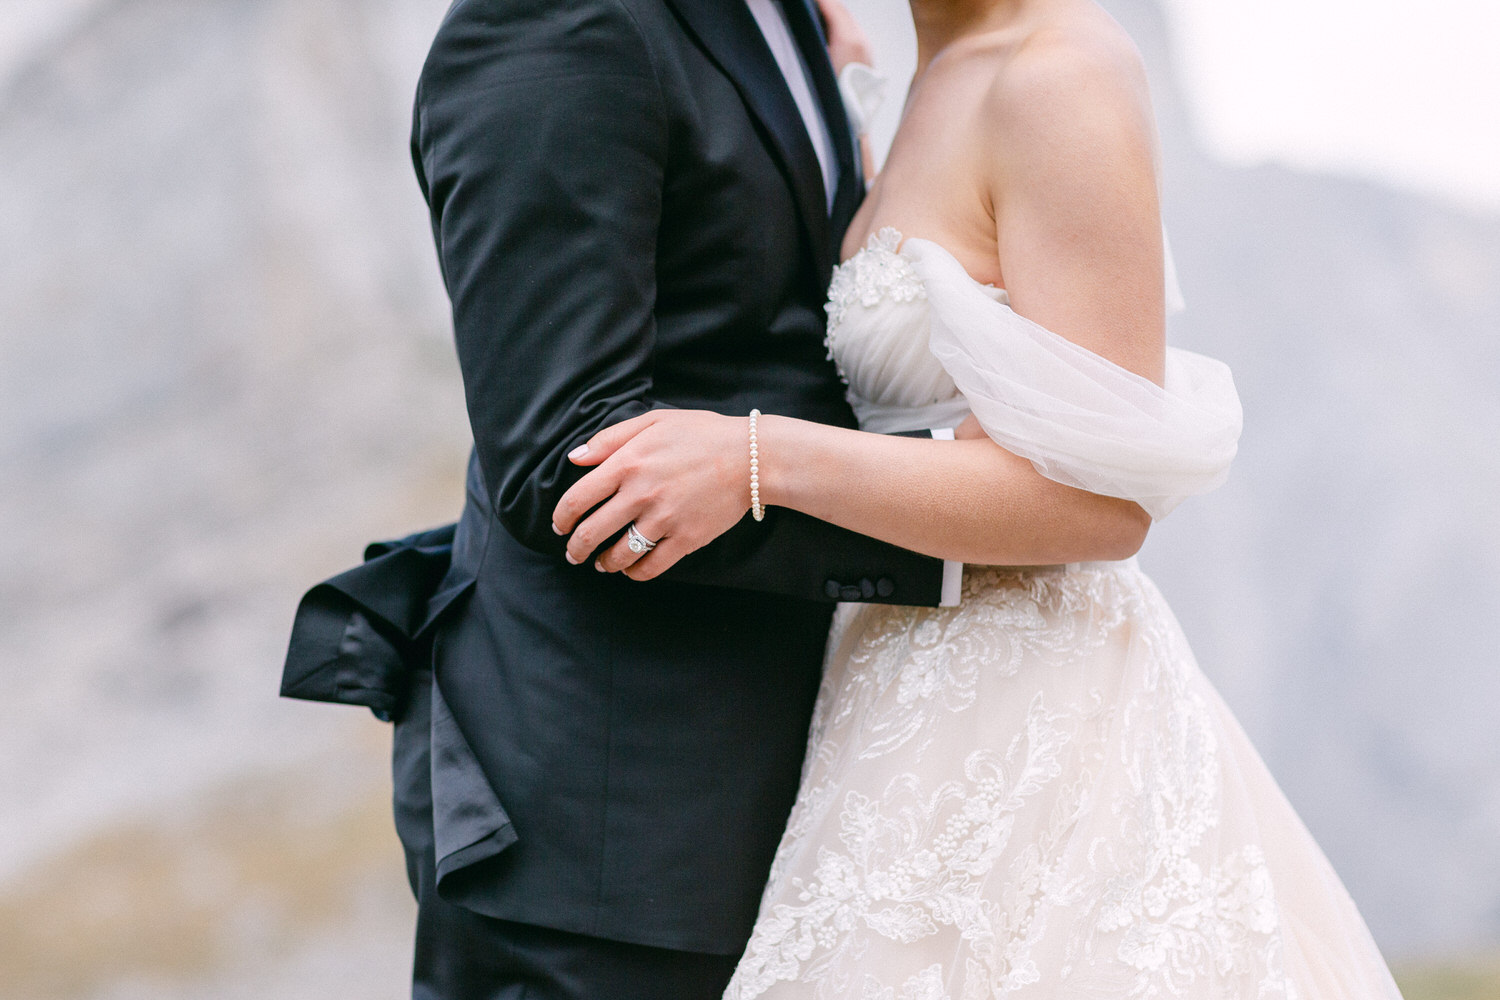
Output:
[903,238,1242,519]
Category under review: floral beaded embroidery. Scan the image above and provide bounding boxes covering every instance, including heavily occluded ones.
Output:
[724,564,1292,1000]
[824,227,928,378]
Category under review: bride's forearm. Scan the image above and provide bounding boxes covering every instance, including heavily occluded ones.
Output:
[757,414,1149,565]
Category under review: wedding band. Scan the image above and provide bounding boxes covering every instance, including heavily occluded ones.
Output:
[625,523,658,555]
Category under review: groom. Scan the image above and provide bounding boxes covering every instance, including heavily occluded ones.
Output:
[286,0,950,996]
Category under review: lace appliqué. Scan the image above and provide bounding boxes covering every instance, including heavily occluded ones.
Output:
[825,227,927,379]
[725,564,1293,1000]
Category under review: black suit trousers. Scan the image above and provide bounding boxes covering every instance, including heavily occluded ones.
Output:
[393,672,740,1000]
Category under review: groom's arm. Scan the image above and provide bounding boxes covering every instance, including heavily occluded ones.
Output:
[661,487,954,606]
[414,0,945,607]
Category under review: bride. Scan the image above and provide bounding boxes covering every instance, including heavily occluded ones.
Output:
[552,0,1404,995]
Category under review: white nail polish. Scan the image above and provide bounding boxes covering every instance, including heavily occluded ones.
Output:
[569,444,590,461]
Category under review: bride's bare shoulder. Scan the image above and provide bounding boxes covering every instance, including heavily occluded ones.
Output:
[979,9,1158,175]
[963,8,1167,379]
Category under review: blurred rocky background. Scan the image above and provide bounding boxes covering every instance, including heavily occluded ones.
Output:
[0,0,1495,997]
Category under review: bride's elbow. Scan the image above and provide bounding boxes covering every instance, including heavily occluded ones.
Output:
[1059,496,1151,562]
[967,496,1150,565]
[1100,500,1152,560]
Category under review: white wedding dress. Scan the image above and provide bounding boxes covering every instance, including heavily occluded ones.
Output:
[724,230,1403,1000]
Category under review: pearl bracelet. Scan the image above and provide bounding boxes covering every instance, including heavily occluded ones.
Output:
[748,409,764,522]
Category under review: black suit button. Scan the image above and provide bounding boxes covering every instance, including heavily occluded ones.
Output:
[859,577,876,600]
[876,577,895,599]
[839,585,862,601]
[824,579,842,600]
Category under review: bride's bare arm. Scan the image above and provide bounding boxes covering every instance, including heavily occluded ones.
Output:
[987,29,1166,384]
[554,29,1165,579]
[759,416,1148,565]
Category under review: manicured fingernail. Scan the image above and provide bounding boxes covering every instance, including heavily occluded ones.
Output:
[568,444,589,461]
[594,560,606,572]
[565,551,580,565]
[552,522,564,535]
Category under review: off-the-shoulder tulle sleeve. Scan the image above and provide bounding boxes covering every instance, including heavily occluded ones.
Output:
[903,238,1242,520]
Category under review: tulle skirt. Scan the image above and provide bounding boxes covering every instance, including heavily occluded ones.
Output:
[725,560,1403,999]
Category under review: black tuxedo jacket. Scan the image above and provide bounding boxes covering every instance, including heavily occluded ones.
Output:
[286,0,946,956]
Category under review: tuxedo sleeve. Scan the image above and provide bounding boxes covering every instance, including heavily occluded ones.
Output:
[413,0,943,607]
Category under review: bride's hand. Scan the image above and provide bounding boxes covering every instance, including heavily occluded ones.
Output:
[814,0,873,75]
[552,410,751,580]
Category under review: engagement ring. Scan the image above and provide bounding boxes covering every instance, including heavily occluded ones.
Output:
[625,523,657,555]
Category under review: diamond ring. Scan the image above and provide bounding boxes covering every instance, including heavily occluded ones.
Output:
[625,523,658,555]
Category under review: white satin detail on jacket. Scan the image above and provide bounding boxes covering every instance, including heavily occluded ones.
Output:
[724,234,1403,1000]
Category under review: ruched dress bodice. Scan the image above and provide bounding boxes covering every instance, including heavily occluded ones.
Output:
[824,227,991,435]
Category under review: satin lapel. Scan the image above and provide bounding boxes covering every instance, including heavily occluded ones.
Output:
[663,0,832,276]
[779,0,862,247]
